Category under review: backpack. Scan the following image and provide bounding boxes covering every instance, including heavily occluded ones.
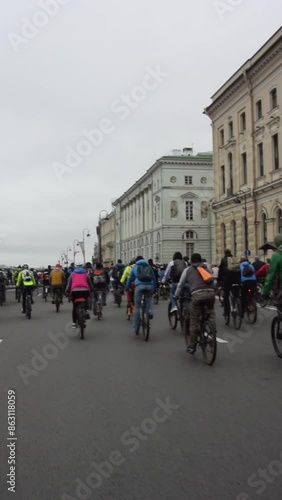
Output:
[227,256,240,272]
[23,270,32,281]
[170,260,187,282]
[112,266,124,281]
[197,266,214,285]
[93,269,106,285]
[136,263,154,283]
[242,264,254,277]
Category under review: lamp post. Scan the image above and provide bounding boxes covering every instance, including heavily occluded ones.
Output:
[98,210,109,263]
[235,190,249,253]
[82,228,90,265]
[73,239,80,264]
[65,246,71,266]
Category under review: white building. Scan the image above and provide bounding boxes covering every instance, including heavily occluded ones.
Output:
[112,149,215,264]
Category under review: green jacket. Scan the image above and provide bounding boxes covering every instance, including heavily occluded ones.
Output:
[16,270,36,288]
[263,244,282,294]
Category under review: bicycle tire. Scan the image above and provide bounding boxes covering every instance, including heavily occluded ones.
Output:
[246,297,257,324]
[232,298,242,330]
[201,320,217,365]
[224,312,230,325]
[26,297,31,319]
[271,316,282,358]
[97,303,102,320]
[77,305,85,339]
[219,288,224,305]
[141,307,150,341]
[168,302,178,330]
[55,291,60,313]
[153,292,159,305]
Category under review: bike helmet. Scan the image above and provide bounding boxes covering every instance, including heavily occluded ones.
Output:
[75,262,83,267]
[85,262,92,269]
[22,264,29,269]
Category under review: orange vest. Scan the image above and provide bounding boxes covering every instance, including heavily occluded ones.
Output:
[50,269,64,285]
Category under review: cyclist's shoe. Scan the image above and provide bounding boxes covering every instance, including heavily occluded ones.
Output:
[72,323,77,329]
[85,311,90,320]
[133,328,139,335]
[170,306,178,313]
[22,309,26,314]
[148,310,153,319]
[187,343,197,354]
[60,300,63,304]
[52,300,55,304]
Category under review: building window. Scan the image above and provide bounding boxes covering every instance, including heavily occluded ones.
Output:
[258,143,264,177]
[270,88,278,109]
[228,153,233,195]
[276,209,282,233]
[241,152,247,185]
[261,213,267,244]
[221,223,226,254]
[228,121,233,139]
[231,220,237,256]
[185,201,193,220]
[185,175,193,185]
[186,230,194,239]
[219,128,224,146]
[220,165,225,194]
[240,112,246,131]
[186,243,194,260]
[272,133,279,170]
[256,99,262,120]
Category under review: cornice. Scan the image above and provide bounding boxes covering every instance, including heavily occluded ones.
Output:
[247,42,282,79]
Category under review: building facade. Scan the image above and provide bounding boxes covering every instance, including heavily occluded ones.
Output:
[204,27,282,263]
[112,149,215,264]
[97,211,115,266]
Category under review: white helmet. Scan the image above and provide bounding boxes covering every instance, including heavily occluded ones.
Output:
[75,262,83,267]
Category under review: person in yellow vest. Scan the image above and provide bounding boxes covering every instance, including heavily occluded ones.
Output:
[16,265,36,314]
[50,264,65,304]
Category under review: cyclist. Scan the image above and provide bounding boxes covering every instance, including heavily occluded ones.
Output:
[256,259,270,280]
[120,259,136,313]
[162,252,187,313]
[0,269,7,303]
[125,256,157,335]
[218,249,240,318]
[175,253,216,354]
[240,256,257,314]
[148,259,160,294]
[92,262,109,312]
[112,259,125,301]
[42,268,50,297]
[16,265,36,314]
[262,234,282,305]
[50,264,65,304]
[65,262,93,328]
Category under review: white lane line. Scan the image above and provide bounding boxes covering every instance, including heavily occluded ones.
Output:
[217,338,228,343]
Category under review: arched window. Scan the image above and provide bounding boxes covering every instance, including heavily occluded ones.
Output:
[261,213,267,245]
[231,220,237,256]
[276,208,282,234]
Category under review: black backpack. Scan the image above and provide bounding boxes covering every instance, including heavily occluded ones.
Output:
[170,260,186,283]
[242,264,254,277]
[112,266,124,281]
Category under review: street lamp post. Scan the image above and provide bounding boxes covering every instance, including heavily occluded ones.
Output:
[65,246,71,266]
[82,228,90,265]
[98,210,109,263]
[73,239,80,264]
[235,190,249,253]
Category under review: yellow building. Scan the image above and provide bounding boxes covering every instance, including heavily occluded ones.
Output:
[204,27,282,263]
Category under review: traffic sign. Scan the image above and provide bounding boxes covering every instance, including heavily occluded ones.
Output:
[245,249,251,257]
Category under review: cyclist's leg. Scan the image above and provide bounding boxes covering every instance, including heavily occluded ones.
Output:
[102,286,107,305]
[133,285,142,333]
[223,281,231,315]
[170,283,177,311]
[145,285,154,317]
[188,294,201,349]
[204,293,216,331]
[22,286,27,312]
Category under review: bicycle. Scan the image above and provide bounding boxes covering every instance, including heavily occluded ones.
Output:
[271,306,282,358]
[244,287,257,324]
[113,284,122,307]
[224,284,242,330]
[54,287,62,313]
[153,289,159,305]
[136,289,151,341]
[43,284,50,301]
[178,296,190,337]
[159,283,169,300]
[93,290,103,320]
[75,298,87,339]
[185,303,217,365]
[25,288,33,319]
[167,299,178,330]
[15,286,22,303]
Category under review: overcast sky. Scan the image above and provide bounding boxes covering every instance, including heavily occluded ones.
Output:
[0,0,281,267]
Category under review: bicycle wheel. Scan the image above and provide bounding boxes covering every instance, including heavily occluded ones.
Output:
[271,316,282,358]
[97,303,102,320]
[55,291,60,313]
[168,302,178,330]
[224,311,230,325]
[153,291,159,305]
[232,298,242,330]
[141,307,150,341]
[246,297,257,324]
[77,305,85,339]
[201,320,217,365]
[26,297,31,319]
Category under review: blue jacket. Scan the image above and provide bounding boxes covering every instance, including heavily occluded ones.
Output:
[240,261,257,283]
[126,259,157,290]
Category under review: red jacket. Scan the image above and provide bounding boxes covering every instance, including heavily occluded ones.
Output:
[256,264,269,279]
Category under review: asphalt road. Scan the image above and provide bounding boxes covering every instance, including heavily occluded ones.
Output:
[0,289,282,500]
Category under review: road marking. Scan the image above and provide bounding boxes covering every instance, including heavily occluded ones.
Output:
[0,339,3,344]
[216,337,228,343]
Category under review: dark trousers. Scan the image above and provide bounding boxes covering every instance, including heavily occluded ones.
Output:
[22,286,34,310]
